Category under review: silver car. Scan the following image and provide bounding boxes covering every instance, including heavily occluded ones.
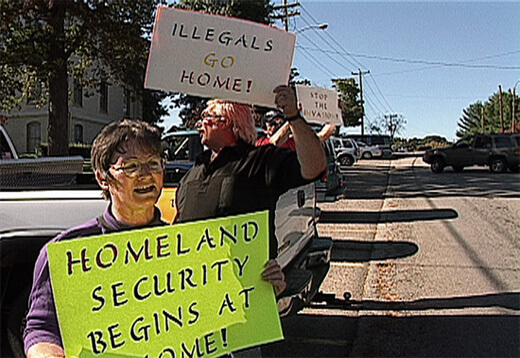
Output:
[331,137,360,167]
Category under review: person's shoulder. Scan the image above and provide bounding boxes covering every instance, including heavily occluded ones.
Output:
[252,142,293,154]
[52,218,102,243]
[255,136,270,146]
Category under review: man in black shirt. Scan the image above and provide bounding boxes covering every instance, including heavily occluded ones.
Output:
[174,85,326,357]
[175,84,326,250]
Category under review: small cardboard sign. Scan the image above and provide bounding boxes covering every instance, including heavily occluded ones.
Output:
[295,85,343,126]
[144,6,296,107]
[47,211,283,358]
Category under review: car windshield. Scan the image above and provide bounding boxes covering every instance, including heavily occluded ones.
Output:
[455,137,473,148]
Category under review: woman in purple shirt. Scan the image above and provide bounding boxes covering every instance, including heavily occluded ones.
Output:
[23,119,286,358]
[24,119,168,357]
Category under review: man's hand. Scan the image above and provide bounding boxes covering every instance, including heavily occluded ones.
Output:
[274,85,299,118]
[263,259,286,297]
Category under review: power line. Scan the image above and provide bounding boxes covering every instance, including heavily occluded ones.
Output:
[296,46,336,79]
[296,33,356,73]
[296,4,396,125]
[364,81,393,114]
[296,22,359,71]
[365,76,394,113]
[299,5,367,70]
[298,46,520,70]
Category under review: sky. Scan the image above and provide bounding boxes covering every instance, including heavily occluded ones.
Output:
[161,1,520,140]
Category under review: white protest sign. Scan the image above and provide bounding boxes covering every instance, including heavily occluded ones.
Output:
[295,85,343,126]
[145,6,296,107]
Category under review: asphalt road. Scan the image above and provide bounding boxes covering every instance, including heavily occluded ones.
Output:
[263,157,520,357]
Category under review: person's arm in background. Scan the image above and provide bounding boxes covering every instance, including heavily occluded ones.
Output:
[268,121,291,147]
[273,85,327,180]
[27,342,65,358]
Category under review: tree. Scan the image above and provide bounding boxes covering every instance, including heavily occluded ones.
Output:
[331,78,363,128]
[0,0,167,155]
[370,113,407,140]
[172,0,274,127]
[457,88,519,137]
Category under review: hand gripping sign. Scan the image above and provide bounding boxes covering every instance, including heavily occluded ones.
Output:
[47,211,283,358]
[144,6,296,107]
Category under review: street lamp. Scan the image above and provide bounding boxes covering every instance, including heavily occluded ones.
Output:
[295,23,328,34]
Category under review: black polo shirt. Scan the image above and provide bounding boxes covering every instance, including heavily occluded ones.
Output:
[175,140,314,257]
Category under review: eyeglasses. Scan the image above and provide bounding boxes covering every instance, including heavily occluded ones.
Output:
[111,157,165,177]
[196,113,226,128]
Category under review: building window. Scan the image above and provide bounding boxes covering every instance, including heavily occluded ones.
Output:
[27,121,41,153]
[73,78,83,107]
[73,124,83,144]
[100,81,108,113]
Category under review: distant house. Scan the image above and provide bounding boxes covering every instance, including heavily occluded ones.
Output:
[2,77,142,156]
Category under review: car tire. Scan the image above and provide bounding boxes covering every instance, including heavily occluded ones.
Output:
[338,155,354,167]
[430,157,445,173]
[362,152,372,159]
[489,157,507,173]
[452,165,464,172]
[6,286,31,358]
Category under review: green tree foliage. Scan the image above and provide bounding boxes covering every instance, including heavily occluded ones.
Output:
[457,88,519,138]
[0,0,167,155]
[331,78,363,127]
[394,135,451,151]
[172,0,273,127]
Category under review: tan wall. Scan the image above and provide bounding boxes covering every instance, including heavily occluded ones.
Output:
[2,83,142,155]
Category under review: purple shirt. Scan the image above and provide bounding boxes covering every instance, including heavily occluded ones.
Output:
[23,205,165,354]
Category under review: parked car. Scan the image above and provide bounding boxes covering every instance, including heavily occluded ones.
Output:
[316,138,347,201]
[331,137,360,167]
[346,134,393,158]
[356,140,383,159]
[423,134,520,173]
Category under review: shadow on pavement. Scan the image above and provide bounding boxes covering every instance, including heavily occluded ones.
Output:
[391,166,520,198]
[331,240,419,262]
[262,308,520,357]
[339,162,520,199]
[320,209,458,224]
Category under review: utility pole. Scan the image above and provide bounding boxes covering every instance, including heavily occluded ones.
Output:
[272,1,300,31]
[499,85,504,133]
[352,69,370,136]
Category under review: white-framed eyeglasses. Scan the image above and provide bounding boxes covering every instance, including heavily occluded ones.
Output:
[196,113,226,128]
[111,157,165,177]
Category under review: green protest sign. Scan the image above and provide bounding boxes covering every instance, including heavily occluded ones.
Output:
[47,211,283,358]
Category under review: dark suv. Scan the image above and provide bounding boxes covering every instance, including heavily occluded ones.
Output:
[423,134,520,173]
